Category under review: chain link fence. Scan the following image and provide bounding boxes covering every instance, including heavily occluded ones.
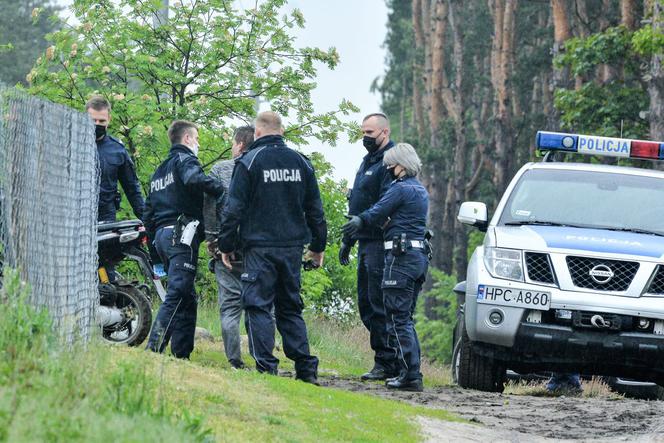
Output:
[0,88,99,342]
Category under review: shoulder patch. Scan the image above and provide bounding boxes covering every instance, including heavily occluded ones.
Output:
[177,152,197,163]
[108,135,125,147]
[295,151,314,171]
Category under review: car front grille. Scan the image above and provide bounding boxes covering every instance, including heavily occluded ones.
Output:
[525,252,555,284]
[566,256,639,291]
[647,265,664,294]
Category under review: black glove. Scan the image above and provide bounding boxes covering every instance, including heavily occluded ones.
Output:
[339,242,351,266]
[342,215,363,238]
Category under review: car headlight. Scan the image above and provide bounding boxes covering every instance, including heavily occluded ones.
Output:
[484,247,523,281]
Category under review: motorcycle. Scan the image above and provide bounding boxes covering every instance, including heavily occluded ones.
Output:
[97,219,166,346]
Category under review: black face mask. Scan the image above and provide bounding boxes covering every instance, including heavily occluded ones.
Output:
[95,124,107,140]
[362,131,384,154]
[388,167,400,181]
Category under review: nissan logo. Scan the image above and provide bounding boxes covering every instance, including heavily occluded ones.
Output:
[589,264,614,284]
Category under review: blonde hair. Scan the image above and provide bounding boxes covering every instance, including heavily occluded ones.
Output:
[255,111,283,133]
[384,143,422,177]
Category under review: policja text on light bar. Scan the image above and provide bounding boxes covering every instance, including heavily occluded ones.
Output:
[536,131,664,160]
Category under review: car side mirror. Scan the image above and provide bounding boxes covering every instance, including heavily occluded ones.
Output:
[457,201,488,232]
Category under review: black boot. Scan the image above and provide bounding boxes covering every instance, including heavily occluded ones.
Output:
[386,377,423,392]
[361,367,389,381]
[296,374,320,386]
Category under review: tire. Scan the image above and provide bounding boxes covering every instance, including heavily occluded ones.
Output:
[102,284,152,347]
[456,320,506,392]
[606,377,664,400]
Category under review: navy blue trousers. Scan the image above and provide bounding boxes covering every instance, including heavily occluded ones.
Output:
[357,240,397,373]
[382,248,428,381]
[242,246,318,378]
[146,226,199,359]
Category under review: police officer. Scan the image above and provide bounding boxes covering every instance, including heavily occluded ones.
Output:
[343,143,429,392]
[203,125,255,369]
[144,120,224,359]
[218,111,326,384]
[339,112,397,381]
[86,95,144,222]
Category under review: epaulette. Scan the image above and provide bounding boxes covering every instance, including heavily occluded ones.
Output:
[295,150,314,171]
[239,146,268,170]
[107,135,125,147]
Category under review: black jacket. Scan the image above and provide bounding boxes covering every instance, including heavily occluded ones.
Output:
[218,135,327,252]
[144,144,223,238]
[97,134,145,221]
[345,141,394,242]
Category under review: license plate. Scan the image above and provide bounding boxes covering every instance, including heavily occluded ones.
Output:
[477,284,551,310]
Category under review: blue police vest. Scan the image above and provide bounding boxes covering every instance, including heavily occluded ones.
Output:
[359,176,429,241]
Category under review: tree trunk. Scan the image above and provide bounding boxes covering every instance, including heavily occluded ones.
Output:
[490,0,518,197]
[447,0,470,280]
[649,1,664,141]
[621,0,637,30]
[549,0,571,129]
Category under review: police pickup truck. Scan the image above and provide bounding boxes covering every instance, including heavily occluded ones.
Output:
[452,131,664,395]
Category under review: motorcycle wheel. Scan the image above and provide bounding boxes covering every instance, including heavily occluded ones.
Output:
[102,284,152,347]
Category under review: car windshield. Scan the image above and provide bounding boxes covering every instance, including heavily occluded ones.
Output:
[499,168,664,236]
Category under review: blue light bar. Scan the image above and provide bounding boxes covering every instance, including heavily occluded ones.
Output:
[536,131,664,160]
[536,132,578,152]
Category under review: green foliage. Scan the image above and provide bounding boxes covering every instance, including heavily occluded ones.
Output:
[0,0,61,87]
[555,83,648,139]
[0,269,53,386]
[632,25,664,56]
[416,269,458,364]
[300,153,357,321]
[555,26,640,77]
[467,230,485,263]
[28,0,357,188]
[554,25,650,139]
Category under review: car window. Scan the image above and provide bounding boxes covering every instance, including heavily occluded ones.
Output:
[499,169,664,235]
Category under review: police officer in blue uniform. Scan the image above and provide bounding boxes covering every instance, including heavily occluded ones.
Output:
[343,143,429,392]
[86,96,144,222]
[339,113,397,381]
[144,120,224,359]
[218,111,326,384]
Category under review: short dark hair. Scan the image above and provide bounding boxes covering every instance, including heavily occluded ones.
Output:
[168,120,197,145]
[85,95,111,112]
[233,126,255,149]
[362,112,390,129]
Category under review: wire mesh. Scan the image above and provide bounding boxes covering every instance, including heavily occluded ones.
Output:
[0,87,99,343]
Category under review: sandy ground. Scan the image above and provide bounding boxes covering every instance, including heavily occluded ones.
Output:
[322,376,664,442]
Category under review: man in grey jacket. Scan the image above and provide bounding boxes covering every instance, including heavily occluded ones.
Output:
[203,126,254,369]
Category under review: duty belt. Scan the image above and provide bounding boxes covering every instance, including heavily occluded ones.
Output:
[384,240,424,250]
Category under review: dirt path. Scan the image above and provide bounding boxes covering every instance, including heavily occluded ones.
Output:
[322,376,664,442]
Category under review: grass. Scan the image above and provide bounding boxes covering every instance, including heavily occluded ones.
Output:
[194,303,453,387]
[503,376,621,399]
[0,271,460,442]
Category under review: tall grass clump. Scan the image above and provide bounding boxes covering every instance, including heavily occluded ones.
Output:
[0,269,212,442]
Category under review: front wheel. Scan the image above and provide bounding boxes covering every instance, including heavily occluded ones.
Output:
[102,284,152,347]
[455,319,506,392]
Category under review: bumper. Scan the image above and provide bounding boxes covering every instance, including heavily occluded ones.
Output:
[474,322,664,381]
